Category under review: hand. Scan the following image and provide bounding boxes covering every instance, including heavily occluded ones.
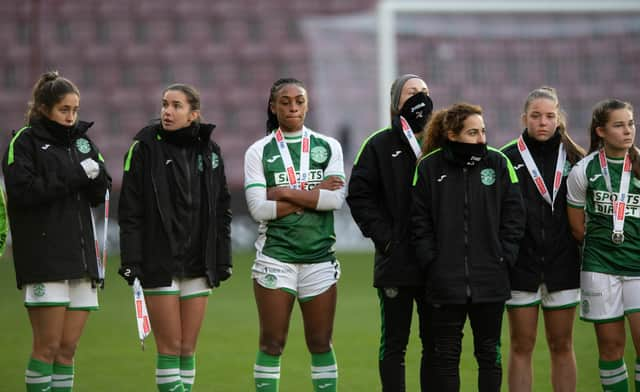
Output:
[80,158,100,179]
[267,187,286,201]
[217,266,232,282]
[118,265,141,286]
[316,176,344,191]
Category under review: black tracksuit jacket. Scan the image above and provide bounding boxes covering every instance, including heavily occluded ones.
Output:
[2,119,112,288]
[119,122,232,288]
[411,143,525,304]
[347,119,425,287]
[501,131,581,292]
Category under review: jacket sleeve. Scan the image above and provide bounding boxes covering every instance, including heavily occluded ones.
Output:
[118,141,144,267]
[3,130,92,207]
[83,138,112,207]
[498,155,525,266]
[410,159,437,269]
[346,140,393,253]
[0,188,7,256]
[214,146,232,279]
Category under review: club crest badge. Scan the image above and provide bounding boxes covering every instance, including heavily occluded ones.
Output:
[211,152,219,169]
[480,168,496,186]
[76,138,91,154]
[311,146,328,164]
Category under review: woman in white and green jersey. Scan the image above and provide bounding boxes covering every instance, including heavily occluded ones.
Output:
[243,78,345,392]
[566,99,638,391]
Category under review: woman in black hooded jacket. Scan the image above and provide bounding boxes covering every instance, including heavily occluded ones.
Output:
[118,83,231,392]
[411,102,524,391]
[2,71,111,392]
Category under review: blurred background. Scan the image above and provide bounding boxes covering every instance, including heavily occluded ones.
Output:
[1,0,639,250]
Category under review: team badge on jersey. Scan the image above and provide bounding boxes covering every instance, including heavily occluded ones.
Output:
[76,138,91,154]
[33,283,46,297]
[480,168,496,186]
[211,152,219,169]
[311,146,328,164]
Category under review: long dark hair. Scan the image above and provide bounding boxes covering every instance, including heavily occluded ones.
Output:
[265,78,306,135]
[588,99,639,177]
[421,103,482,155]
[26,70,80,124]
[523,86,585,164]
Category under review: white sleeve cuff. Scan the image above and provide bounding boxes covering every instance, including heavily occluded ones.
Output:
[245,187,277,221]
[315,188,346,211]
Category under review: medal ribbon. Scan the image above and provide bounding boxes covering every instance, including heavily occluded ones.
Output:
[274,127,311,190]
[133,278,151,350]
[400,116,422,158]
[598,149,631,238]
[517,135,566,211]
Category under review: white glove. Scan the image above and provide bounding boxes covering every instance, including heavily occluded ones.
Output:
[80,158,100,179]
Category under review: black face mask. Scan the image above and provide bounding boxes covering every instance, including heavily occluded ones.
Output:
[400,92,433,133]
[447,140,488,166]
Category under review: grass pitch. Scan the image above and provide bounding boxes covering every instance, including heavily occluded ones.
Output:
[0,250,630,390]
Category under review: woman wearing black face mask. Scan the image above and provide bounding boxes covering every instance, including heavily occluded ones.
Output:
[411,103,525,391]
[348,74,433,391]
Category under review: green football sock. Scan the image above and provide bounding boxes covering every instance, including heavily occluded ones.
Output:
[600,358,628,392]
[157,354,184,392]
[254,351,280,391]
[311,349,338,392]
[25,357,52,392]
[52,362,74,391]
[180,355,195,392]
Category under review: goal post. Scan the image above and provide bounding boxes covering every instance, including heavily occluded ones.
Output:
[376,0,640,127]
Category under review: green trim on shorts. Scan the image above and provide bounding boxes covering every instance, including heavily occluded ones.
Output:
[624,308,640,315]
[25,301,70,308]
[580,315,625,323]
[298,295,315,303]
[68,306,99,311]
[143,290,180,296]
[542,301,580,311]
[180,291,211,300]
[280,288,297,297]
[506,300,541,309]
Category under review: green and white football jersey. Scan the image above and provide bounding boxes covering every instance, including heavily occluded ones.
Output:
[244,127,345,263]
[567,151,640,275]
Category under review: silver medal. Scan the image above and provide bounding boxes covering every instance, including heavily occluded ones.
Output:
[612,232,625,245]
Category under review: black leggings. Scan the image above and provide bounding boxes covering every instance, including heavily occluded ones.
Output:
[424,301,504,392]
[377,286,430,392]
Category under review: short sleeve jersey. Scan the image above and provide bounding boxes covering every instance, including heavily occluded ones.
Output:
[566,151,640,275]
[244,127,345,263]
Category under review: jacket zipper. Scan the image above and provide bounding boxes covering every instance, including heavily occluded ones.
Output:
[463,167,471,298]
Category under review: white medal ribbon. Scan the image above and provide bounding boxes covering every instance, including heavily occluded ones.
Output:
[89,190,110,286]
[517,135,566,212]
[133,278,151,350]
[598,149,631,244]
[274,127,311,190]
[400,116,422,158]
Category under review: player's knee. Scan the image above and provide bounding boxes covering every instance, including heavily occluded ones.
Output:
[546,336,573,355]
[260,337,286,356]
[306,334,332,353]
[55,345,76,364]
[511,334,536,355]
[36,341,62,362]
